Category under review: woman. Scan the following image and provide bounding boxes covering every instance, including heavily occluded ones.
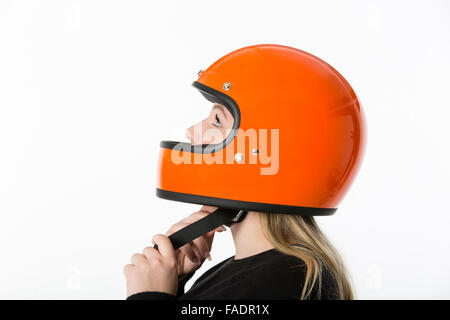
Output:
[123,103,353,300]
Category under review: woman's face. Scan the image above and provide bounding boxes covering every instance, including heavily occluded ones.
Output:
[185,103,234,145]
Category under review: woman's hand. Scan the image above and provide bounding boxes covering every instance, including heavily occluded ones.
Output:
[123,234,179,297]
[123,205,226,297]
[165,205,226,277]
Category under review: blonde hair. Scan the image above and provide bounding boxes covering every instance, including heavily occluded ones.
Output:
[259,212,354,300]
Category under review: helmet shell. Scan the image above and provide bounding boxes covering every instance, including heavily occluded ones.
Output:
[157,44,366,215]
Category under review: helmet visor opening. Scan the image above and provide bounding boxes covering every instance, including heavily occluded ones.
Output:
[160,81,241,154]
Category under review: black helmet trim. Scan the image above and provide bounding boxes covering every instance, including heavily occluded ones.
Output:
[156,188,337,216]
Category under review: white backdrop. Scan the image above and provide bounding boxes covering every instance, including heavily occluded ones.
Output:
[0,0,449,299]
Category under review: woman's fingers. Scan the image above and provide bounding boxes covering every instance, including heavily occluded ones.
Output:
[200,205,218,213]
[192,235,211,261]
[130,253,147,265]
[163,207,227,264]
[151,234,175,260]
[180,242,201,264]
[164,221,187,237]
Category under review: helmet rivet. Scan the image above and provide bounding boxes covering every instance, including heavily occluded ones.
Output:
[252,149,259,155]
[197,69,204,77]
[223,82,231,91]
[234,153,244,163]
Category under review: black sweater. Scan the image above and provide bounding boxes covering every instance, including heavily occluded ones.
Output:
[127,248,339,300]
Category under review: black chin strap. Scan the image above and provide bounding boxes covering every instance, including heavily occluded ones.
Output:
[154,208,247,251]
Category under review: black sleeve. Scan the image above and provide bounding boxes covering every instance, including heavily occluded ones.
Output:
[125,269,197,301]
[126,291,176,300]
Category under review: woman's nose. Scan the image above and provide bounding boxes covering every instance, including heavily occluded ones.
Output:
[186,120,211,145]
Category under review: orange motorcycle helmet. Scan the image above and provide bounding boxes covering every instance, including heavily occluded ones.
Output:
[156,44,366,217]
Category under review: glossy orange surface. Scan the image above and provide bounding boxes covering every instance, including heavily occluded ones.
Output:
[157,44,366,210]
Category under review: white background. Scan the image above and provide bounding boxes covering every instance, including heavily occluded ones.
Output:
[0,0,449,299]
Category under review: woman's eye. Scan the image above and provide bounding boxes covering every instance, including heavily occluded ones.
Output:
[212,114,222,127]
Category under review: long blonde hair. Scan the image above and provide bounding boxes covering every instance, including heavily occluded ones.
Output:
[259,212,354,299]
